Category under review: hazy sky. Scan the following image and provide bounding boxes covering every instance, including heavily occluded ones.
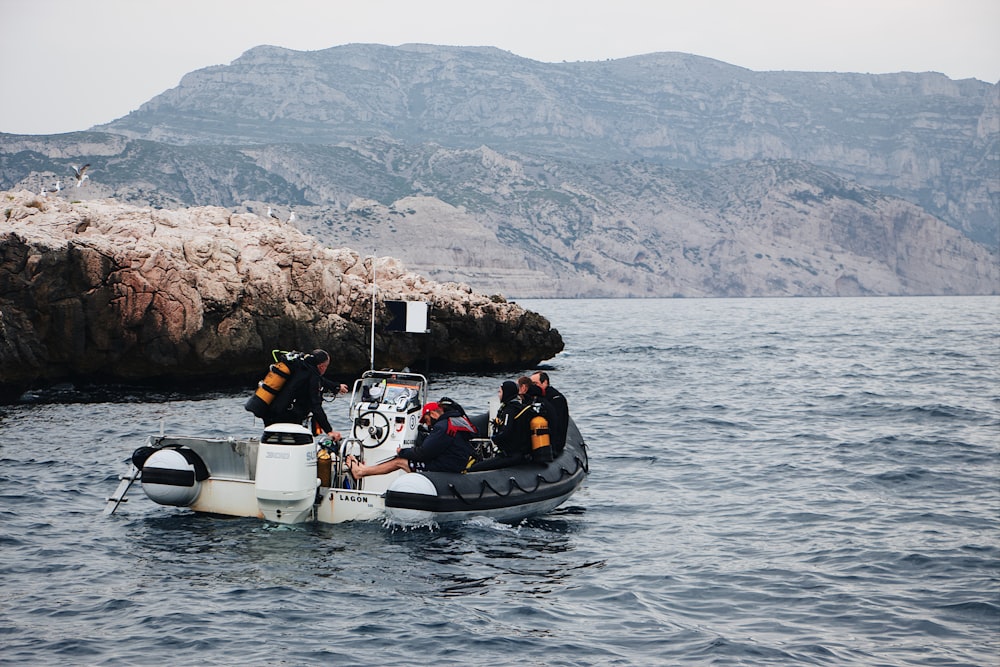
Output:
[2,0,998,135]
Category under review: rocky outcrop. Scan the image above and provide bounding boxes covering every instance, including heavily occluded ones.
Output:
[0,190,562,402]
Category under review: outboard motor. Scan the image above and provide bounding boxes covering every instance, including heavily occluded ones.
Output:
[255,423,318,524]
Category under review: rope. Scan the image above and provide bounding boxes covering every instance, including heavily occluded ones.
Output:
[445,453,589,506]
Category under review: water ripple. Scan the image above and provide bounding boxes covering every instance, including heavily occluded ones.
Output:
[1,297,998,666]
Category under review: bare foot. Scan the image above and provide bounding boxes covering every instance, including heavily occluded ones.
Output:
[345,454,364,479]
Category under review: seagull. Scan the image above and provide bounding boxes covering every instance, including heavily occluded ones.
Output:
[41,180,61,196]
[71,164,91,187]
[267,206,296,223]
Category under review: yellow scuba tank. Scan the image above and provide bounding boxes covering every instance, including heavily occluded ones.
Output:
[257,362,293,403]
[317,448,332,488]
[530,413,552,462]
[244,352,296,418]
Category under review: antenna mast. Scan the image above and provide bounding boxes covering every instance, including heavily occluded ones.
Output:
[369,253,377,370]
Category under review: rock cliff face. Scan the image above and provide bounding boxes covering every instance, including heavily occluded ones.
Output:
[0,190,562,401]
[293,152,998,297]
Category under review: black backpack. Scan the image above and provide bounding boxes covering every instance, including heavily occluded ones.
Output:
[437,396,467,417]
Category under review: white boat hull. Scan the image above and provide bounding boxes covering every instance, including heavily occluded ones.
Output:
[186,477,389,524]
[105,371,588,526]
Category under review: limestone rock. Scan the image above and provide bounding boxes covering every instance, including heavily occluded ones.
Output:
[292,156,998,298]
[0,191,562,401]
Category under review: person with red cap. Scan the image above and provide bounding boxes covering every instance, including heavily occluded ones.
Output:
[345,400,476,478]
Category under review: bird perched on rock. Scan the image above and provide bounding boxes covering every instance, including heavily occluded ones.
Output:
[41,180,61,196]
[266,206,295,223]
[71,164,90,187]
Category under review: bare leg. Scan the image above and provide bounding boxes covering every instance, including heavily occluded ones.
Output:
[349,455,410,478]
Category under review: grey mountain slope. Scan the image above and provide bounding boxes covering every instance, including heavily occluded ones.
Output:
[2,44,997,297]
[4,133,994,297]
[290,146,996,298]
[94,43,999,247]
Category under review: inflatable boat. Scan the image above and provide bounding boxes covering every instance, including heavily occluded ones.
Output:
[105,370,589,526]
[384,415,588,524]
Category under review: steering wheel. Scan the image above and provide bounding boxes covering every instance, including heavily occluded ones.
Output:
[353,410,392,447]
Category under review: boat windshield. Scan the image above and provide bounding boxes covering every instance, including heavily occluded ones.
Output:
[352,371,427,413]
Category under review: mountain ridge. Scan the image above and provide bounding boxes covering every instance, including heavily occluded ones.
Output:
[89,43,1000,249]
[2,43,997,297]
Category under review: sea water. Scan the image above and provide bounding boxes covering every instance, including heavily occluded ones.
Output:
[1,296,997,666]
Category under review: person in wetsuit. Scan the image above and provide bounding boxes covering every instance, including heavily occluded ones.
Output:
[345,401,476,478]
[263,349,346,442]
[531,371,569,456]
